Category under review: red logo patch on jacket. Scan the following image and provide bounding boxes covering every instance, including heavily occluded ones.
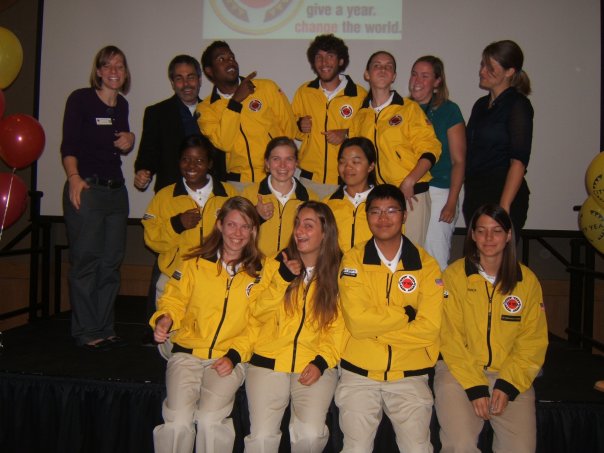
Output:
[340,104,353,118]
[249,99,262,112]
[503,296,522,313]
[389,115,402,126]
[398,274,417,293]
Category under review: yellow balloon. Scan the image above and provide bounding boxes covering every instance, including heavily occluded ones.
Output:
[0,27,23,89]
[585,152,604,208]
[579,196,604,254]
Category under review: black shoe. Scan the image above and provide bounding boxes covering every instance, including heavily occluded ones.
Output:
[106,336,128,349]
[81,339,113,352]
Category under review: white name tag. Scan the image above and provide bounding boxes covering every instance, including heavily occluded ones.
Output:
[96,117,113,126]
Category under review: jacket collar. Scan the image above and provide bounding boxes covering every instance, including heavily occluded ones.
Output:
[328,185,346,200]
[258,176,311,200]
[361,90,405,109]
[363,236,422,270]
[172,177,227,198]
[307,75,359,97]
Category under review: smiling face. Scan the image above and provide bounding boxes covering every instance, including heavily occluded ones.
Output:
[96,54,126,91]
[338,145,374,192]
[294,207,324,264]
[313,49,343,84]
[205,46,239,85]
[409,61,440,105]
[472,214,512,261]
[179,146,212,190]
[171,63,201,106]
[366,197,406,243]
[218,209,254,260]
[365,52,396,91]
[266,144,297,184]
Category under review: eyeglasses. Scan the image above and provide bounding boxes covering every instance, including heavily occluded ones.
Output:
[367,208,403,217]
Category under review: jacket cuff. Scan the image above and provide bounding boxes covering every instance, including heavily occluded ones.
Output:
[310,355,328,375]
[404,305,416,322]
[465,385,490,401]
[494,378,520,401]
[170,214,186,234]
[227,99,243,113]
[420,152,437,168]
[278,260,297,282]
[224,348,242,366]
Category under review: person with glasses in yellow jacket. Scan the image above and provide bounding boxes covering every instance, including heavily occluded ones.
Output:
[336,184,443,453]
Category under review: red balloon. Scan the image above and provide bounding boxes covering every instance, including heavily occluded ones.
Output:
[0,89,4,117]
[0,114,46,169]
[0,172,28,229]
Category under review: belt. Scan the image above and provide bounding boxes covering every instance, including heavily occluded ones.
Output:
[85,176,125,189]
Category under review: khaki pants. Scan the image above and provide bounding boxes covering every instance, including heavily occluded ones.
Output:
[335,369,433,453]
[244,365,338,453]
[299,177,340,201]
[153,353,245,453]
[434,360,536,453]
[403,190,431,248]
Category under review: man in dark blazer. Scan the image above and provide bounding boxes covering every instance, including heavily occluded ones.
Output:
[134,54,224,192]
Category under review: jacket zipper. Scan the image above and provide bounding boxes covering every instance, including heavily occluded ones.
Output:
[484,282,495,369]
[373,112,386,184]
[240,126,255,181]
[209,275,233,358]
[384,273,394,380]
[291,282,310,372]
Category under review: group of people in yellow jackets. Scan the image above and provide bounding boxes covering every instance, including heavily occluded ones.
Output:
[142,135,547,453]
[141,36,546,453]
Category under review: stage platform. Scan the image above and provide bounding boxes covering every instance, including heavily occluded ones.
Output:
[0,297,603,453]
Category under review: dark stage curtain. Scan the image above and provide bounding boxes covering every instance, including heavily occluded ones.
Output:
[0,373,163,453]
[1,372,603,453]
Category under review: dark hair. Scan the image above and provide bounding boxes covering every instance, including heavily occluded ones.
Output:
[306,34,350,73]
[184,196,263,276]
[365,50,397,72]
[337,137,376,186]
[89,45,131,94]
[365,183,406,213]
[411,55,449,108]
[283,201,342,331]
[482,40,531,96]
[263,136,298,162]
[201,40,231,71]
[179,134,215,163]
[168,55,201,80]
[464,203,520,294]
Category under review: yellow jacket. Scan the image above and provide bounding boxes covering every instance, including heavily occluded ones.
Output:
[351,91,441,189]
[323,186,373,253]
[241,177,317,257]
[441,258,548,401]
[250,256,345,374]
[197,79,296,182]
[149,256,264,364]
[292,76,367,184]
[142,178,235,277]
[338,238,443,381]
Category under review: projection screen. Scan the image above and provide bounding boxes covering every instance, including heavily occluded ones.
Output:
[37,0,600,230]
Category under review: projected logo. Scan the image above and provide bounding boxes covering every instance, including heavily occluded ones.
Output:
[209,0,304,35]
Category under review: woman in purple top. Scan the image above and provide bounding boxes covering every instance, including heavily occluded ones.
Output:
[61,45,135,350]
